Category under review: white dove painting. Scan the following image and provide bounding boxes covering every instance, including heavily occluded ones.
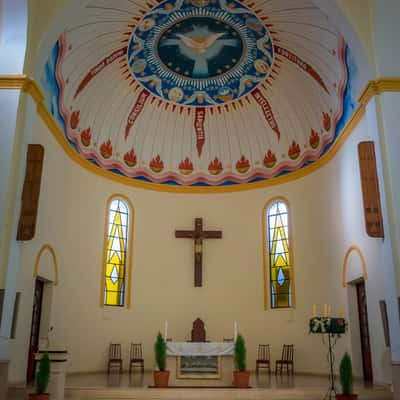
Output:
[157,18,243,78]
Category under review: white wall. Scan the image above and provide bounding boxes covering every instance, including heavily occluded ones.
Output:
[7,103,393,385]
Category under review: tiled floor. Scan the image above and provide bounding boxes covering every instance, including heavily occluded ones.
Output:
[8,372,393,400]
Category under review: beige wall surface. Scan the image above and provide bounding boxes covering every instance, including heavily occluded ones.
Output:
[8,103,393,384]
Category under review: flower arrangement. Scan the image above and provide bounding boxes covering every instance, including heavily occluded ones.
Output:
[309,317,347,335]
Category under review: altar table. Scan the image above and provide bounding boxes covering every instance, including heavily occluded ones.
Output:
[166,342,234,385]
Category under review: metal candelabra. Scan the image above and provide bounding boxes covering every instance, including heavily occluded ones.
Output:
[322,332,339,400]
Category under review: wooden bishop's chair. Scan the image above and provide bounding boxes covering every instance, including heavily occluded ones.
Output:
[191,318,206,342]
[256,344,271,374]
[275,344,294,375]
[129,343,144,373]
[108,343,123,374]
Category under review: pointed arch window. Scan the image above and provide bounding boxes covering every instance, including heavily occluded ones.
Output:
[102,197,133,307]
[265,200,294,309]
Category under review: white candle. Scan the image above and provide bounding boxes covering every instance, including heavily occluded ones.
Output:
[164,321,168,341]
[234,321,238,341]
[312,304,317,317]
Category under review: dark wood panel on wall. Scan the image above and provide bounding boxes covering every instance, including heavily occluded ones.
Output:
[379,300,391,347]
[358,141,384,238]
[16,144,44,241]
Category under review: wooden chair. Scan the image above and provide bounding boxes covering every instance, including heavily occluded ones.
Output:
[108,343,123,374]
[275,344,294,375]
[256,344,271,374]
[129,343,144,373]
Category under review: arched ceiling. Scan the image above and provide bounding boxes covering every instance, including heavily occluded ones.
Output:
[41,0,357,188]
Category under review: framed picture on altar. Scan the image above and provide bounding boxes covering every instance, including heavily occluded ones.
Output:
[177,355,221,379]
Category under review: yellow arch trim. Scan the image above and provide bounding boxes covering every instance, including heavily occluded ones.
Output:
[262,196,296,310]
[342,245,368,287]
[1,76,400,193]
[33,244,59,286]
[100,194,135,309]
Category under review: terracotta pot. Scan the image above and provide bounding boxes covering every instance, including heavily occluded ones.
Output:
[28,394,50,400]
[234,370,250,388]
[336,394,358,400]
[153,370,170,387]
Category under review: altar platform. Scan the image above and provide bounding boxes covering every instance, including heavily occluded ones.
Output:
[8,373,392,400]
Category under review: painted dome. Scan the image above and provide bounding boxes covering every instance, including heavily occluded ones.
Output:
[42,0,356,188]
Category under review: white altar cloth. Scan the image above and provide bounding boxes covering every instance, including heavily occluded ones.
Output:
[166,342,234,356]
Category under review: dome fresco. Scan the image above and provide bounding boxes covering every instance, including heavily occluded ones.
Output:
[42,0,357,188]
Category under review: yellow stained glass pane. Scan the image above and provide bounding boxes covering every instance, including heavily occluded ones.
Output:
[104,202,128,306]
[268,202,291,308]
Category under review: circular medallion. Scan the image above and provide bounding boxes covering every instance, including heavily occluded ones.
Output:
[127,0,274,106]
[157,17,244,79]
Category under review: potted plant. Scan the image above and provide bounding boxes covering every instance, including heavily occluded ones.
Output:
[29,352,50,400]
[336,352,358,399]
[233,334,250,388]
[153,332,169,387]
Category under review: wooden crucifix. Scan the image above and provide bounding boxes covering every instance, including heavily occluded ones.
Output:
[175,218,222,287]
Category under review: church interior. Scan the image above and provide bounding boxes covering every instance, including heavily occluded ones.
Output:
[1,0,400,399]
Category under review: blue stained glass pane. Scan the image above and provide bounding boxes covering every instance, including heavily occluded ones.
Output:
[110,266,119,284]
[277,268,285,286]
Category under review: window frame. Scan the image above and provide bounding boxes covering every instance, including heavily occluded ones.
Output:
[262,197,296,310]
[101,194,134,308]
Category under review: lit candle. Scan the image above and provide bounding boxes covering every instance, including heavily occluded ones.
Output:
[234,321,238,342]
[312,304,317,317]
[164,321,168,341]
[323,304,328,317]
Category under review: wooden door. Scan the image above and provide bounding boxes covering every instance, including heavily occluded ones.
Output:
[356,281,373,382]
[26,279,44,383]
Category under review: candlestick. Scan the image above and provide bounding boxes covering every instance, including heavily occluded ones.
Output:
[323,304,328,317]
[338,306,344,318]
[164,321,168,341]
[312,304,317,317]
[327,305,331,317]
[234,321,238,342]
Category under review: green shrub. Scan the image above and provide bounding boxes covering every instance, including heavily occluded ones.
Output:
[154,332,167,371]
[36,352,50,394]
[339,352,353,395]
[234,334,247,371]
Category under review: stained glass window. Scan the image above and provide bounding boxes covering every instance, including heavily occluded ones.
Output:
[104,198,130,306]
[266,201,292,309]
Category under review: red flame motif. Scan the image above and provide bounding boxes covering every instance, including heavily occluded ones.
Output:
[236,155,250,174]
[309,129,320,149]
[80,128,91,147]
[150,155,164,173]
[70,111,80,130]
[288,140,301,160]
[100,139,113,159]
[323,112,331,131]
[208,157,223,175]
[123,148,137,167]
[263,150,277,168]
[179,157,194,175]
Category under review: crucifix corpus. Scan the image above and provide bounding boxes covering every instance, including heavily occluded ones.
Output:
[175,218,222,287]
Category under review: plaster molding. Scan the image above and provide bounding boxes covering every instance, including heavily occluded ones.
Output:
[342,245,368,287]
[33,244,59,286]
[1,75,399,193]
